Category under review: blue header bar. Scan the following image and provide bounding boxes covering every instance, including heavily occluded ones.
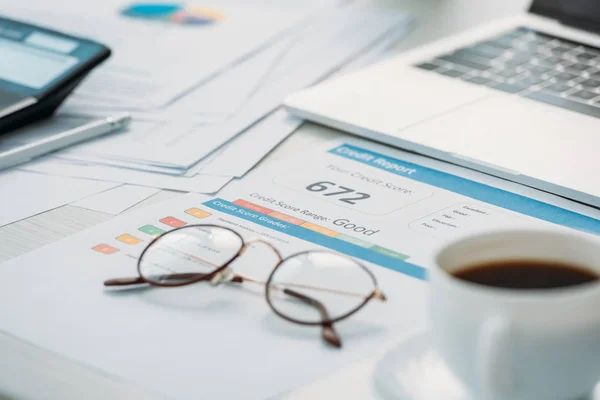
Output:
[330,144,600,235]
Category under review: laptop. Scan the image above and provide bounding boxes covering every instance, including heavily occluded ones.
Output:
[284,0,600,207]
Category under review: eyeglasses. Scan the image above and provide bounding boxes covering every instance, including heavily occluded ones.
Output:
[104,224,387,348]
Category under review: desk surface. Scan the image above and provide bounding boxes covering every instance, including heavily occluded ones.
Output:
[0,0,530,398]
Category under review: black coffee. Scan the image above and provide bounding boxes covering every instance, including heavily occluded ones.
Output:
[453,260,599,289]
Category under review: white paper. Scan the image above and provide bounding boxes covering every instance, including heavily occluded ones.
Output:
[197,109,302,177]
[6,116,224,176]
[20,158,232,194]
[1,138,600,399]
[143,8,412,168]
[61,4,354,119]
[72,185,161,215]
[49,7,413,169]
[198,26,412,178]
[0,169,119,227]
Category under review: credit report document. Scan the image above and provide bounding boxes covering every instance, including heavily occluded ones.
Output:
[0,138,599,399]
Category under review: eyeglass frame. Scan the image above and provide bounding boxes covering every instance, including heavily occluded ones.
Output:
[104,223,387,348]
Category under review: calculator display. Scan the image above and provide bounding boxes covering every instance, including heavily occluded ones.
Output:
[0,17,108,97]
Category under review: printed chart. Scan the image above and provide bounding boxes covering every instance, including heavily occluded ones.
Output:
[92,198,425,280]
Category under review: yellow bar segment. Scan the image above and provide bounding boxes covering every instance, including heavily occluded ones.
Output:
[300,222,340,237]
[186,207,212,219]
[268,211,305,225]
[116,234,143,245]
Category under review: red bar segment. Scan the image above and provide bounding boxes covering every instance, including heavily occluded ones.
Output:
[233,199,273,214]
[159,216,187,228]
[92,244,120,255]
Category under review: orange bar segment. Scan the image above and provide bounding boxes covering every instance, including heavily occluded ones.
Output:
[92,244,120,255]
[268,211,305,226]
[300,222,340,237]
[233,199,273,214]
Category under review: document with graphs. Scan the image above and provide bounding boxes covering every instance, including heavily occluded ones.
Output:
[0,137,598,399]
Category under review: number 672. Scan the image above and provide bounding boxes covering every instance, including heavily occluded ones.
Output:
[305,181,371,205]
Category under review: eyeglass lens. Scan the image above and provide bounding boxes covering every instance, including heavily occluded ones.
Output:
[139,225,243,285]
[266,251,377,324]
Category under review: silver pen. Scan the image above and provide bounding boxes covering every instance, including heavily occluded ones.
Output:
[0,112,131,171]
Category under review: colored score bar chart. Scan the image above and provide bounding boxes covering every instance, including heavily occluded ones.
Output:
[231,199,408,260]
[204,198,426,280]
[91,199,426,280]
[92,208,211,255]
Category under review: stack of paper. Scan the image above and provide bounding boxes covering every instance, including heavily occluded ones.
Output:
[6,0,317,111]
[3,1,414,197]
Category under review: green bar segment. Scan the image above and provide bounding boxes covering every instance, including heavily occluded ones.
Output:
[337,234,372,248]
[138,224,165,236]
[370,245,410,261]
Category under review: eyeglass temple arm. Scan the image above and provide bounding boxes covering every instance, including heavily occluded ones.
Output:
[104,273,243,286]
[236,274,387,302]
[104,246,240,287]
[104,276,146,286]
[282,288,342,348]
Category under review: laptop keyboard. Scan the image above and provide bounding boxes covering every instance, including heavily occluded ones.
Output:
[415,27,600,118]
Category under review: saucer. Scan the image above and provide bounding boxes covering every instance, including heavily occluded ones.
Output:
[373,332,600,400]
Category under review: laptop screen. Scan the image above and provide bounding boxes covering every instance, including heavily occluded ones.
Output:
[531,0,600,32]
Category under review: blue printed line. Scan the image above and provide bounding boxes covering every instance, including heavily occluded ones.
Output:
[330,144,600,235]
[203,198,427,281]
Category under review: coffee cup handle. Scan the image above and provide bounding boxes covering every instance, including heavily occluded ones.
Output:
[478,316,514,400]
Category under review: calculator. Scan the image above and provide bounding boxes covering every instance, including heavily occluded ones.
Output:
[0,16,111,133]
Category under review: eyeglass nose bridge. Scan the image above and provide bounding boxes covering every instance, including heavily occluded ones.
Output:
[210,238,283,286]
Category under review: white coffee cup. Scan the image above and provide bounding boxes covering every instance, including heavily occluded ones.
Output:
[430,229,600,400]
